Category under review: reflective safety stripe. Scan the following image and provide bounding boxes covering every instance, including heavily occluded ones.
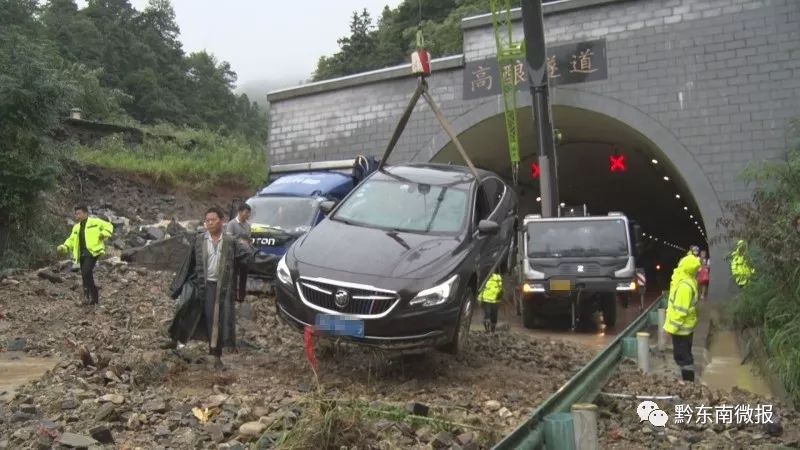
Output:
[680,365,695,371]
[667,320,693,334]
[669,280,697,311]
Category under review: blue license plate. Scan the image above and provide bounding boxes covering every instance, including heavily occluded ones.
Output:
[315,314,365,338]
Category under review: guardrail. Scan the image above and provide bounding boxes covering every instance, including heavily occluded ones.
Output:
[493,292,667,449]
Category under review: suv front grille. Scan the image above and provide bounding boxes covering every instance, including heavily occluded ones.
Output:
[297,277,399,318]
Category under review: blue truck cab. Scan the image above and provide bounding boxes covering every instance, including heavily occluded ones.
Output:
[246,156,378,279]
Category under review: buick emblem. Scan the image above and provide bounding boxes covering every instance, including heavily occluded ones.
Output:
[576,265,585,273]
[334,289,350,309]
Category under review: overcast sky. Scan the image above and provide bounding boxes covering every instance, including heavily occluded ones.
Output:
[79,0,403,87]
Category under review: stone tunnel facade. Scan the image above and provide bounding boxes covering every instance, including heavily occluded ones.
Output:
[266,0,799,298]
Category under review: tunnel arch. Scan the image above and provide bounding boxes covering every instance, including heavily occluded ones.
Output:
[413,88,730,300]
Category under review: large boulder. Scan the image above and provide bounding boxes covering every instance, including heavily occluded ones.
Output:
[121,233,192,271]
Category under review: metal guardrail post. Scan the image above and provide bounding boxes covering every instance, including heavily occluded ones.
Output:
[622,337,637,358]
[657,308,667,351]
[492,292,666,449]
[543,413,576,450]
[570,403,598,450]
[636,332,650,373]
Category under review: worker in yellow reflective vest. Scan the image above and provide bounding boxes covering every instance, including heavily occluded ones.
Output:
[479,273,503,333]
[664,254,701,382]
[730,240,754,287]
[57,205,114,305]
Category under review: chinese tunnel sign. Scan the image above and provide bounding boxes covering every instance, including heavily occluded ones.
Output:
[462,38,608,100]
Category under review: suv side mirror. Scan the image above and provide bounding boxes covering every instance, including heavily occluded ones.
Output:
[320,200,336,214]
[478,219,499,235]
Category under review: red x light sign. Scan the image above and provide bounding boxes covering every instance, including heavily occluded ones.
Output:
[609,154,626,172]
[531,162,540,179]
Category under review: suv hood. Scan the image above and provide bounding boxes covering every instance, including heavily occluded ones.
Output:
[292,218,462,279]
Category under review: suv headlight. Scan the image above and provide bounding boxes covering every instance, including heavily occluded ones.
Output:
[409,274,459,307]
[276,255,292,286]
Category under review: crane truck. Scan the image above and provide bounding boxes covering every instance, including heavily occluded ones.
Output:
[518,205,643,330]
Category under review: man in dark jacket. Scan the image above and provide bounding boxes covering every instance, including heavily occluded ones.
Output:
[225,203,252,302]
[161,207,255,369]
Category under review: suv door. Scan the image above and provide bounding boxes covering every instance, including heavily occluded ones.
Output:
[472,179,502,284]
[482,178,511,271]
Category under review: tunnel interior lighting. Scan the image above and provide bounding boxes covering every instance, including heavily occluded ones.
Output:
[536,197,541,202]
[651,159,658,164]
[683,206,689,210]
[663,176,670,181]
[675,194,681,199]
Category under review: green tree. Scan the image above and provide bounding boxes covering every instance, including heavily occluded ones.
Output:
[234,93,268,145]
[183,51,239,132]
[312,9,378,81]
[42,0,104,64]
[0,0,76,265]
[721,119,800,406]
[312,0,492,81]
[39,0,267,139]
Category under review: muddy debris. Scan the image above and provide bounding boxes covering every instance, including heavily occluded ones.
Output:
[597,359,800,449]
[0,262,598,448]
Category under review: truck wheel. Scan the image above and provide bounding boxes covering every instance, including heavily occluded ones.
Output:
[441,287,475,355]
[522,296,541,329]
[601,293,617,328]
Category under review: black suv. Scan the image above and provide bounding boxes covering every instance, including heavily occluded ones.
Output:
[275,163,518,354]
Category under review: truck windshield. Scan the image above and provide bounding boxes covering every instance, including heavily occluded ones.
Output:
[333,179,468,234]
[247,197,318,234]
[527,219,629,257]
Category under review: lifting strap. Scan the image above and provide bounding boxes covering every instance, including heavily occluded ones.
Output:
[378,77,480,180]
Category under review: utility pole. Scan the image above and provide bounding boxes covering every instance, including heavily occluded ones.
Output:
[521,0,559,217]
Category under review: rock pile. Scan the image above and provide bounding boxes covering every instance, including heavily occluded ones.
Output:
[597,359,800,449]
[0,263,596,449]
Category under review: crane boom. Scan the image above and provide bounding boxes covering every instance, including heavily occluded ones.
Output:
[490,0,526,186]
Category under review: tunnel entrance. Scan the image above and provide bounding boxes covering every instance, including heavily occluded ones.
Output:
[430,104,710,292]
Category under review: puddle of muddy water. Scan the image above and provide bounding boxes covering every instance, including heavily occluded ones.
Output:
[0,354,57,402]
[701,329,773,397]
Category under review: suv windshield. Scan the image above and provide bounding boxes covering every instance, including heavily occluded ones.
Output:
[527,219,629,257]
[333,179,468,233]
[247,197,318,234]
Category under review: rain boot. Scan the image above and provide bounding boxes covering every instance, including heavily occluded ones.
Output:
[681,369,695,382]
[483,319,491,332]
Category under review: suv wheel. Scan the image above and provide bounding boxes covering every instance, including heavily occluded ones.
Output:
[441,287,475,355]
